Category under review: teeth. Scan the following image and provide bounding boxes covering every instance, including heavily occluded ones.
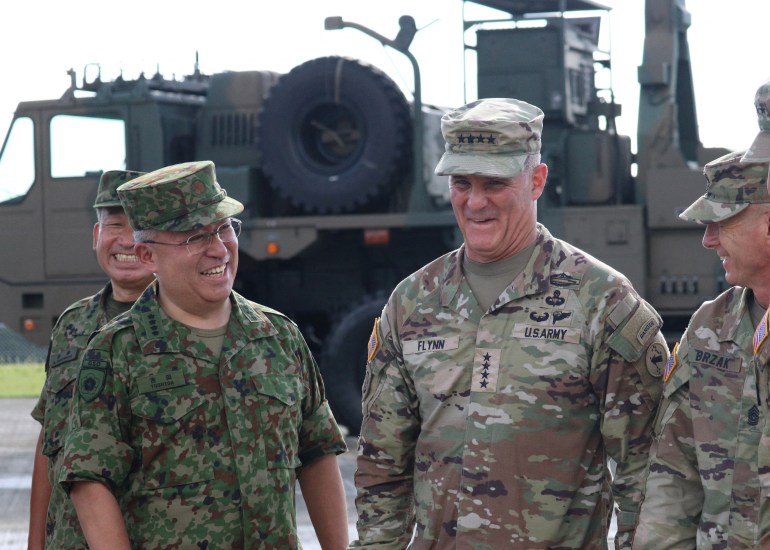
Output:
[202,265,226,276]
[114,254,138,262]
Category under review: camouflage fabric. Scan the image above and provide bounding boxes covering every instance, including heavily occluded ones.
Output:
[59,283,347,548]
[755,308,770,411]
[30,283,116,549]
[753,309,770,546]
[352,224,666,550]
[635,286,762,549]
[117,160,244,232]
[679,150,770,224]
[93,170,145,209]
[434,98,543,178]
[742,78,770,163]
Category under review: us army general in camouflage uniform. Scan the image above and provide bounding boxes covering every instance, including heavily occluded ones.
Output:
[28,170,153,550]
[742,77,770,547]
[634,151,770,549]
[58,161,349,549]
[352,99,666,549]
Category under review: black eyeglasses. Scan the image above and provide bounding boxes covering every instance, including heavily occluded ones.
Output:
[141,218,242,256]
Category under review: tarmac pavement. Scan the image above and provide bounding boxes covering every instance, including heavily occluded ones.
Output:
[0,397,359,549]
[1,398,616,548]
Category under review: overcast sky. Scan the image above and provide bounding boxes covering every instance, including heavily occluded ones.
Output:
[0,0,767,155]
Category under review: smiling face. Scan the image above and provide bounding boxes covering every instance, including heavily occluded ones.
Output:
[135,219,238,326]
[449,161,547,263]
[93,208,154,302]
[702,204,770,288]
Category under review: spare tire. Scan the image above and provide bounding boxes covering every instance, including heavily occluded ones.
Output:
[257,56,412,213]
[320,293,388,435]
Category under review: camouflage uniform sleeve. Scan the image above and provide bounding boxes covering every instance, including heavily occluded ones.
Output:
[595,289,666,549]
[30,342,52,424]
[58,331,134,494]
[294,327,348,465]
[352,303,420,549]
[634,339,701,549]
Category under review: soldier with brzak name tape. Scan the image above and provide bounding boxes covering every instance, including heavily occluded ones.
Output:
[634,151,770,548]
[28,170,154,550]
[57,161,349,549]
[351,98,667,549]
[742,76,770,546]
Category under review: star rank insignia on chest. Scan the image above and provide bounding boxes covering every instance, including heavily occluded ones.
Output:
[472,348,501,392]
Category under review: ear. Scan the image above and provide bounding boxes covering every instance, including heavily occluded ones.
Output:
[530,162,548,200]
[92,223,100,252]
[135,242,158,272]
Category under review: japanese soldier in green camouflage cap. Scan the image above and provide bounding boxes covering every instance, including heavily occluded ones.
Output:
[637,150,770,546]
[117,160,243,231]
[353,98,666,549]
[93,169,145,208]
[60,160,349,549]
[29,169,153,550]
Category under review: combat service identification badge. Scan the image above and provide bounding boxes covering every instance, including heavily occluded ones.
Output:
[78,350,110,403]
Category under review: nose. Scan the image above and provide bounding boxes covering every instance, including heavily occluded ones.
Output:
[205,232,230,255]
[118,228,136,248]
[466,183,488,209]
[702,223,719,249]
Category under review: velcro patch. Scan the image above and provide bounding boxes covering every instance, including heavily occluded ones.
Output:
[367,318,380,363]
[403,336,460,355]
[754,309,769,354]
[664,342,679,382]
[512,323,580,343]
[619,301,659,350]
[49,347,78,368]
[472,348,501,392]
[645,341,667,378]
[549,272,582,289]
[137,370,188,394]
[78,367,107,403]
[688,348,742,373]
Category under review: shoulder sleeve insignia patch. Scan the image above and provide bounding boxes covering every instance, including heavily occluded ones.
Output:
[645,341,667,378]
[664,342,679,382]
[78,349,110,403]
[367,318,380,363]
[78,366,107,403]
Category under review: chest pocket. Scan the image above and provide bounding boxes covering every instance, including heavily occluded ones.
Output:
[250,374,301,470]
[130,385,213,489]
[42,349,81,457]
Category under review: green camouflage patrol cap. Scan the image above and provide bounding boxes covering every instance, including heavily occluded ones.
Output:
[117,160,244,231]
[93,170,145,209]
[679,150,770,224]
[742,78,770,163]
[434,98,543,178]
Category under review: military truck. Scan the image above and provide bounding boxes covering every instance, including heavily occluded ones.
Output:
[0,0,727,432]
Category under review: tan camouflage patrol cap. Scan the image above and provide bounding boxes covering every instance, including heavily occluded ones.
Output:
[742,78,770,163]
[117,160,244,231]
[93,170,145,209]
[679,150,770,224]
[435,98,543,178]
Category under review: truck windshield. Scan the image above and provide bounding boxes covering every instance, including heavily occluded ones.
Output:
[0,117,34,204]
[50,115,126,178]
